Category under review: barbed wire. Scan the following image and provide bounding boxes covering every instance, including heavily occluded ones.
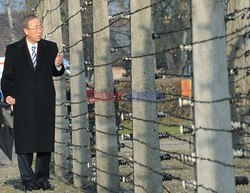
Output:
[30,0,250,192]
[226,6,250,22]
[65,23,250,72]
[54,118,245,169]
[40,0,65,23]
[44,1,92,39]
[21,1,250,193]
[32,0,42,14]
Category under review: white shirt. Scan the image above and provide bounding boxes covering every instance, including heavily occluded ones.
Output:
[26,40,37,59]
[26,39,62,70]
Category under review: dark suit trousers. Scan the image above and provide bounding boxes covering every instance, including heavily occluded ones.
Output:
[17,152,51,185]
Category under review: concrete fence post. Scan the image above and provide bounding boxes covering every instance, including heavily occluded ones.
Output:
[93,0,120,192]
[130,0,163,192]
[192,0,236,192]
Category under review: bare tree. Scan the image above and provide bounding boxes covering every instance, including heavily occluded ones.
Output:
[152,0,191,75]
[6,0,16,42]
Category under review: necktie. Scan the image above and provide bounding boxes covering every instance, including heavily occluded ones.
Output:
[31,46,37,68]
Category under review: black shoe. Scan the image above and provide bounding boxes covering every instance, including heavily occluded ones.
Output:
[23,183,38,192]
[37,177,54,191]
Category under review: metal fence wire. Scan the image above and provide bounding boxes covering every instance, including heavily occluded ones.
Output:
[29,0,250,192]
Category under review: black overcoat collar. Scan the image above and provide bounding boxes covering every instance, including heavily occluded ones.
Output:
[17,37,47,71]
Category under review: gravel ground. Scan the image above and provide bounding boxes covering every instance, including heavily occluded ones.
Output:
[161,157,250,193]
[119,139,250,193]
[0,162,92,193]
[0,139,249,193]
[0,150,94,193]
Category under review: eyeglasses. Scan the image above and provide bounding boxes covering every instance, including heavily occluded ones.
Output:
[27,26,43,31]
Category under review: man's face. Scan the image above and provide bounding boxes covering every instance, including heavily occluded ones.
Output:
[24,18,43,44]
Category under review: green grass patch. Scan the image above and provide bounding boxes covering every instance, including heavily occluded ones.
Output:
[159,125,180,135]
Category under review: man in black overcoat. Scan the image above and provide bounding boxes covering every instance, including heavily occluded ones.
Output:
[1,14,64,191]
